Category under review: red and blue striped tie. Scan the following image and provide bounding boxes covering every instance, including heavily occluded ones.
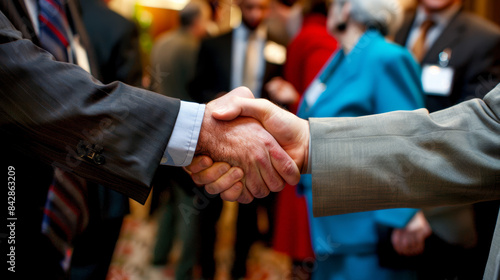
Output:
[38,0,71,62]
[42,168,89,270]
[38,0,90,271]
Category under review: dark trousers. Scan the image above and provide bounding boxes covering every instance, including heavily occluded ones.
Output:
[70,217,123,280]
[197,191,276,279]
[231,193,276,278]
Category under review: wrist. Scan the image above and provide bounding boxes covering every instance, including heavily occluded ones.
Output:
[196,106,216,156]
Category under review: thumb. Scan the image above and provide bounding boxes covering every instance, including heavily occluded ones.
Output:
[211,87,255,120]
[213,97,273,123]
[212,97,243,121]
[229,86,255,99]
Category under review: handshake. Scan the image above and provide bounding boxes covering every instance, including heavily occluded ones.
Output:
[188,87,310,203]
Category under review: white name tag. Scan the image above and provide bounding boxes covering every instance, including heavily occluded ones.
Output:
[304,79,326,108]
[422,65,454,96]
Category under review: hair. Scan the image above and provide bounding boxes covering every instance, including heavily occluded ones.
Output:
[179,1,204,27]
[348,0,402,36]
[301,0,329,17]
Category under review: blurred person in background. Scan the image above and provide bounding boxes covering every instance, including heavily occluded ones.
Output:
[188,0,287,278]
[148,1,212,279]
[266,0,337,278]
[268,0,428,278]
[69,0,143,279]
[394,0,500,278]
[266,0,297,46]
[150,0,212,100]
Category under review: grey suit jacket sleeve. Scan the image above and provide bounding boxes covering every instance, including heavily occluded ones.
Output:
[310,84,500,217]
[0,11,180,204]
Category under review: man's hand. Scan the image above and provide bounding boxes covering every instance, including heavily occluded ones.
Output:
[194,87,301,203]
[391,211,432,256]
[188,87,309,201]
[265,77,300,105]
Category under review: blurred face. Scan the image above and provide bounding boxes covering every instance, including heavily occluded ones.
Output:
[239,0,271,30]
[326,0,349,36]
[193,6,212,38]
[419,0,460,12]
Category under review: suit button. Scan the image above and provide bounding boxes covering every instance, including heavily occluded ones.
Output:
[76,140,105,165]
[93,154,105,165]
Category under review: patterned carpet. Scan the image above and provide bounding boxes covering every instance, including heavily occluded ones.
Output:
[105,201,293,280]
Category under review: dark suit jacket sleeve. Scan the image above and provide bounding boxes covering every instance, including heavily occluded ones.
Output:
[0,11,180,204]
[310,84,500,217]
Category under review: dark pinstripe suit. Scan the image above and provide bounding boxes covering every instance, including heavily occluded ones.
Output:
[0,4,180,278]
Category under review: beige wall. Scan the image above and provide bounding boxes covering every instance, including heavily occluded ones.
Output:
[463,0,500,26]
[399,0,499,26]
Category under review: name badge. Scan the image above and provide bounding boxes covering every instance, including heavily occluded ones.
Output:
[421,65,454,96]
[304,79,326,108]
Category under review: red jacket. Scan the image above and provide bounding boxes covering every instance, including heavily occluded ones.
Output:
[285,14,338,113]
[273,14,337,260]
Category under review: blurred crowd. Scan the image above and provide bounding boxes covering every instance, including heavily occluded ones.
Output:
[142,0,500,279]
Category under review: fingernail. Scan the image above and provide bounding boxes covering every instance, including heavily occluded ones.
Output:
[231,168,244,180]
[233,183,242,191]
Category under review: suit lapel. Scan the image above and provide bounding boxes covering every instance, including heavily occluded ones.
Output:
[1,0,40,45]
[394,10,416,47]
[67,0,102,79]
[422,11,465,64]
[305,32,377,116]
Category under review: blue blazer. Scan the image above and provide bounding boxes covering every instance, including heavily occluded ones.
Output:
[298,30,425,256]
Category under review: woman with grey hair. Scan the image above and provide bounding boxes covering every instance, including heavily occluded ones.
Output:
[343,0,402,36]
[265,0,426,279]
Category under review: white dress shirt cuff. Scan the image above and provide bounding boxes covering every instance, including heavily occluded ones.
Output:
[161,101,205,166]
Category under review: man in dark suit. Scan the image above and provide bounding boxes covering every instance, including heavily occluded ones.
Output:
[0,1,299,279]
[189,0,286,278]
[395,0,500,111]
[189,0,286,103]
[394,0,500,278]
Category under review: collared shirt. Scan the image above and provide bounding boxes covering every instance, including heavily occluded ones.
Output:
[231,23,267,98]
[405,3,462,51]
[24,0,204,167]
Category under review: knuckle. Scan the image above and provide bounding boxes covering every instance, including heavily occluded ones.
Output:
[282,159,297,177]
[221,190,238,202]
[204,184,218,195]
[191,173,203,185]
[238,195,253,204]
[269,180,285,192]
[254,152,269,166]
[251,185,270,199]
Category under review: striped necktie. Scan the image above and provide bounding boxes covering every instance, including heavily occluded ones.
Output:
[38,0,90,271]
[242,30,259,96]
[42,168,89,271]
[38,0,71,62]
[411,19,436,62]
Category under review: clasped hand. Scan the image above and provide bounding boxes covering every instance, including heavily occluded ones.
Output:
[190,87,309,203]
